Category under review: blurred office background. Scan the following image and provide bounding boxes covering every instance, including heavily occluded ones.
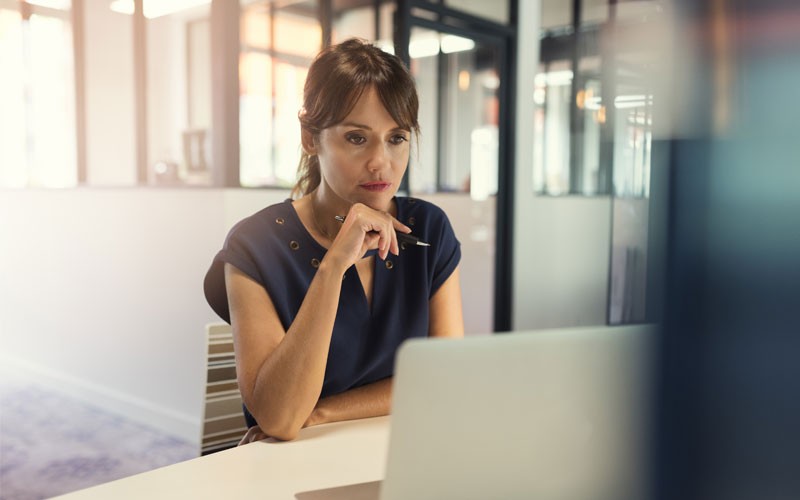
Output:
[1,0,798,498]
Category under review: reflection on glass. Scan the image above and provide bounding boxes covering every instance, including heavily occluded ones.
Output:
[533,64,572,195]
[609,196,649,324]
[580,0,608,26]
[444,0,509,25]
[409,28,499,200]
[0,8,26,188]
[332,2,374,41]
[540,0,572,30]
[83,1,137,186]
[613,91,652,198]
[533,0,656,198]
[331,1,395,55]
[25,0,71,10]
[532,62,652,197]
[145,1,212,185]
[109,0,211,19]
[0,6,76,188]
[239,1,319,188]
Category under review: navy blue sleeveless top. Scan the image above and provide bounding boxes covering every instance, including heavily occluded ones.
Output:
[204,197,460,427]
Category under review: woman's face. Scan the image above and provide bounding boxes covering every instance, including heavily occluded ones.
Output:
[311,86,411,212]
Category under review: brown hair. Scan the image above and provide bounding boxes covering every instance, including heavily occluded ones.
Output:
[292,38,420,198]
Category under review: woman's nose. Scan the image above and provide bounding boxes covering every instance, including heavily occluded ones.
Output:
[366,143,391,172]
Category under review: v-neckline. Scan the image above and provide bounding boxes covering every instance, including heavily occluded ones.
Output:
[284,198,405,318]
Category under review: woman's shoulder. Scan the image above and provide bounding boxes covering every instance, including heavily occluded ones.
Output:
[397,197,449,225]
[221,199,299,250]
[396,196,448,220]
[227,199,294,234]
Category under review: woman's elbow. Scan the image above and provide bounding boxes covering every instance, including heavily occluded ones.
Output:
[250,406,305,441]
[259,419,302,441]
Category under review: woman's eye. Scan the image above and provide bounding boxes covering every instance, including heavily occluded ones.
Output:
[346,134,366,145]
[390,135,408,145]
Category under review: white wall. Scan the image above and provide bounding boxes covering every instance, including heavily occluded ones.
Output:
[418,194,495,335]
[513,197,612,329]
[513,0,612,330]
[0,188,287,444]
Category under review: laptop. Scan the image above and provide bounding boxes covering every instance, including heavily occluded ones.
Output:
[296,325,655,500]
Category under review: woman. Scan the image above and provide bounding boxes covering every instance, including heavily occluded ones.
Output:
[204,38,464,442]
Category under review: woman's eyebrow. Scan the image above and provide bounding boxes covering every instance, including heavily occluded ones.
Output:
[340,121,372,130]
[339,121,407,132]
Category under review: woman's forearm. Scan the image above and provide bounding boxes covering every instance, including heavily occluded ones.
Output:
[305,377,393,428]
[247,259,347,440]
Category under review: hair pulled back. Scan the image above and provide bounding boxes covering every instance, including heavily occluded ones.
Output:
[292,38,419,198]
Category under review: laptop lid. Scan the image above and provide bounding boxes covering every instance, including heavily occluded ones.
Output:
[380,325,655,500]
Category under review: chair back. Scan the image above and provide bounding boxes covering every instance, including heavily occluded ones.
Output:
[201,323,247,455]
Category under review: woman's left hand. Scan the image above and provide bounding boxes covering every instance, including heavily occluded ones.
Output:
[238,425,269,445]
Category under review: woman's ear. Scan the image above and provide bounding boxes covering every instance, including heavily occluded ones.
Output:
[301,129,316,155]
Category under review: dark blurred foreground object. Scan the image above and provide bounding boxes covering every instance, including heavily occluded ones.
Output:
[656,1,800,500]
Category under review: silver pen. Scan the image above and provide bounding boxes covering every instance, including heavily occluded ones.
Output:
[334,215,431,247]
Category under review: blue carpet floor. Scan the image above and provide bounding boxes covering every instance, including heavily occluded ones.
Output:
[0,371,197,500]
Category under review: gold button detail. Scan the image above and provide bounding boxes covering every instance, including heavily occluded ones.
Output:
[407,217,416,226]
[311,258,320,268]
[385,260,394,270]
[289,240,300,250]
[275,217,285,225]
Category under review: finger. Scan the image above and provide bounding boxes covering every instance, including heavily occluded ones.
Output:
[362,232,381,257]
[363,215,389,257]
[238,426,260,446]
[389,220,400,256]
[382,215,397,259]
[250,427,268,442]
[391,217,412,234]
[373,212,395,257]
[380,232,390,260]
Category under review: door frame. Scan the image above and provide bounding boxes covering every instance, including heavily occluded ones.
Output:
[394,0,517,332]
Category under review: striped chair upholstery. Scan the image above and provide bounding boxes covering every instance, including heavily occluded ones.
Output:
[201,323,248,455]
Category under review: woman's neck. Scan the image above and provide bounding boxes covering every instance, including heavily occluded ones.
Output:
[309,187,348,242]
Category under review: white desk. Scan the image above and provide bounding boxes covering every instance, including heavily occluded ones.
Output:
[54,416,390,500]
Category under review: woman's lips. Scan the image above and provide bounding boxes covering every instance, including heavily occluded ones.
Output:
[359,182,391,192]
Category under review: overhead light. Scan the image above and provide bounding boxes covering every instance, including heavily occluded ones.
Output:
[440,35,474,54]
[482,72,500,90]
[109,0,211,19]
[533,87,546,105]
[458,70,470,91]
[614,94,651,109]
[375,40,395,56]
[24,0,71,9]
[409,34,477,59]
[534,70,573,87]
[409,38,440,59]
[585,96,603,110]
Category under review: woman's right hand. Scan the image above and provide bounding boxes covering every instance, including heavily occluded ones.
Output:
[325,203,411,270]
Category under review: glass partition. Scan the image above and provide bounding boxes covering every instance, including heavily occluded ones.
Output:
[533,0,659,198]
[534,0,665,324]
[332,0,395,53]
[239,0,319,188]
[0,0,76,188]
[408,27,500,200]
[145,1,212,186]
[443,0,509,25]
